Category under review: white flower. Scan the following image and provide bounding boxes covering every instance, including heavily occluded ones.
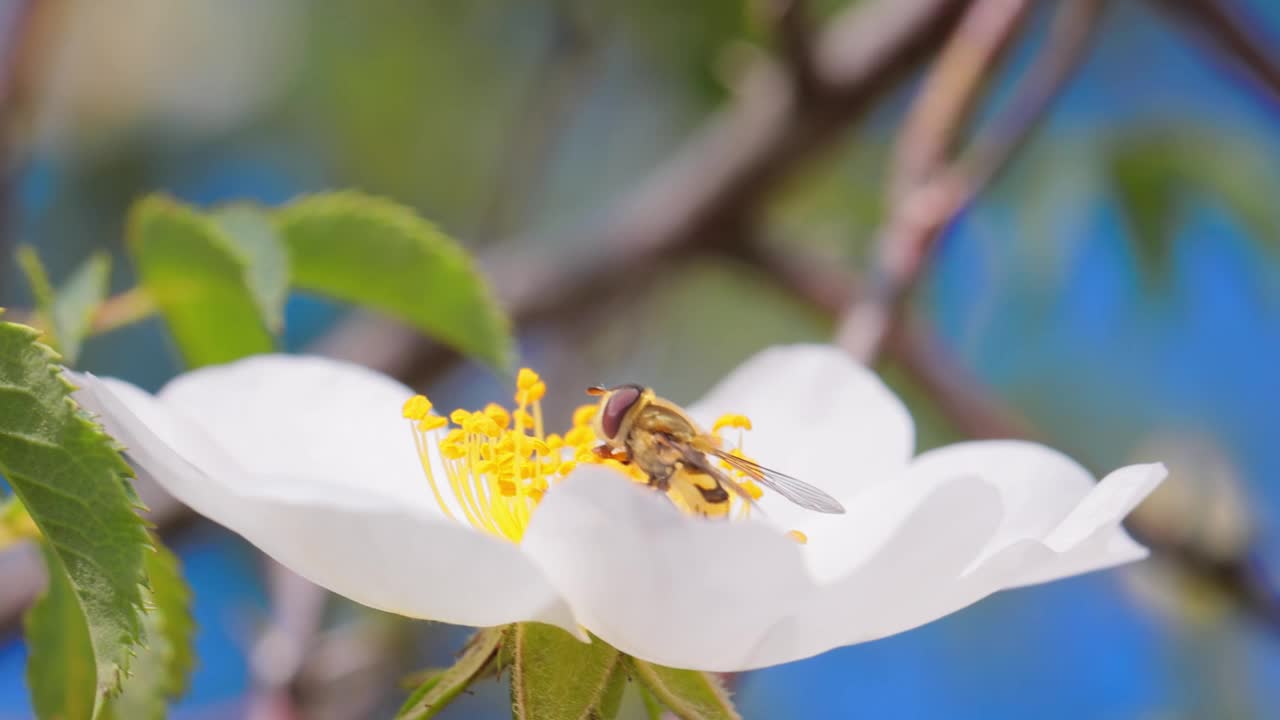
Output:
[69,344,1164,672]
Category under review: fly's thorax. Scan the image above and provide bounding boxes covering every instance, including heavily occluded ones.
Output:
[630,396,701,441]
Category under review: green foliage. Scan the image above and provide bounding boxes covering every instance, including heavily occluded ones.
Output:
[628,659,741,720]
[25,543,97,720]
[637,681,666,720]
[277,192,514,369]
[16,246,56,319]
[50,253,113,366]
[398,628,503,720]
[0,319,150,716]
[128,195,277,367]
[210,204,291,334]
[509,624,622,720]
[1105,127,1280,282]
[617,0,748,103]
[0,322,150,713]
[102,542,196,720]
[126,191,513,370]
[16,246,113,364]
[301,3,519,220]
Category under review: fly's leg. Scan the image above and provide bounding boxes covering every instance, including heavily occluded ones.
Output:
[645,464,674,492]
[591,445,631,463]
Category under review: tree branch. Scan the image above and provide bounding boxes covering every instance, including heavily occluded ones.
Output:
[1153,0,1280,102]
[836,0,1103,362]
[889,0,1034,202]
[767,0,823,99]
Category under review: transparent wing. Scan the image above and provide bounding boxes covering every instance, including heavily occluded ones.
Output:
[710,450,846,514]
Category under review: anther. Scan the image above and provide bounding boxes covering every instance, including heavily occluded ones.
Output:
[572,404,597,427]
[517,368,542,391]
[402,395,433,420]
[483,403,511,429]
[712,414,753,434]
[417,416,448,432]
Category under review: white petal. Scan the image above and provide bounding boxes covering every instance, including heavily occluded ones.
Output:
[525,465,1018,671]
[521,465,813,672]
[688,344,915,527]
[908,440,1097,557]
[904,441,1162,578]
[156,354,431,511]
[1009,462,1166,586]
[751,474,1006,668]
[70,370,574,630]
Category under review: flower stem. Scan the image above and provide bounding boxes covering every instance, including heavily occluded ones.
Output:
[89,287,157,335]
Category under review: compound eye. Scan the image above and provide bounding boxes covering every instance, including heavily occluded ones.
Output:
[601,386,642,439]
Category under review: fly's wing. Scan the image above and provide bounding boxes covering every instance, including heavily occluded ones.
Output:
[710,449,846,514]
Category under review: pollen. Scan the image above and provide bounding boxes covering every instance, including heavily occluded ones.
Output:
[712,413,753,433]
[402,395,433,420]
[404,370,782,544]
[787,530,808,545]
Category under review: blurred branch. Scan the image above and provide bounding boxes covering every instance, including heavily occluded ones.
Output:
[741,243,1041,439]
[247,561,332,720]
[955,0,1107,196]
[1154,0,1280,102]
[889,0,1033,202]
[766,0,822,99]
[836,0,1104,361]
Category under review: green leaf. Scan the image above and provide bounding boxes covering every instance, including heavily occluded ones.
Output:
[0,320,149,714]
[15,248,113,364]
[128,195,278,367]
[1104,126,1280,284]
[25,542,97,720]
[636,681,666,720]
[597,660,628,720]
[16,246,56,321]
[398,627,503,720]
[277,192,513,369]
[510,624,622,720]
[1107,144,1178,278]
[51,253,112,366]
[101,542,196,720]
[210,204,290,334]
[629,659,741,720]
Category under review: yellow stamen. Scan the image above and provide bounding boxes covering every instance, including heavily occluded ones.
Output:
[516,368,541,391]
[484,403,511,429]
[403,370,798,544]
[787,530,808,545]
[402,395,433,420]
[417,416,448,432]
[572,404,597,427]
[712,413,753,434]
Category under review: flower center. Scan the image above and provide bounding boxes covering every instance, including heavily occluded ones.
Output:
[402,369,772,543]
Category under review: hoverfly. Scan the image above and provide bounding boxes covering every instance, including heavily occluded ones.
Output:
[587,384,846,517]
